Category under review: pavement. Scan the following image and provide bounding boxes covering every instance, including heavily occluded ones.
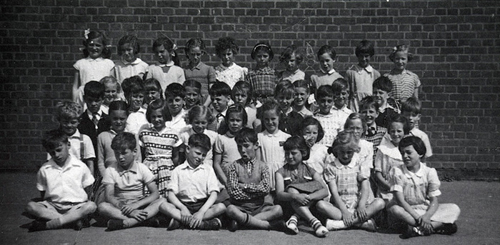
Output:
[0,172,499,245]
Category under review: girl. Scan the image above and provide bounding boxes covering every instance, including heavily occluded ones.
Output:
[143,78,163,107]
[73,30,114,107]
[309,45,343,105]
[146,37,185,92]
[139,99,182,197]
[213,104,247,187]
[183,80,203,110]
[292,80,313,117]
[99,76,122,114]
[246,42,278,105]
[374,115,410,202]
[113,34,148,84]
[275,136,329,237]
[214,37,247,89]
[257,100,291,190]
[388,136,460,238]
[301,117,328,178]
[278,44,305,83]
[344,113,374,179]
[318,131,384,232]
[122,76,148,135]
[385,45,421,103]
[232,81,260,131]
[345,40,381,112]
[179,105,217,166]
[183,38,216,104]
[275,80,303,135]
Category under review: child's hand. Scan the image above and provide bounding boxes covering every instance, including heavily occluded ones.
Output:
[418,215,433,234]
[293,194,310,206]
[342,210,355,227]
[121,203,139,215]
[129,210,148,222]
[180,207,192,218]
[190,212,204,228]
[356,206,368,222]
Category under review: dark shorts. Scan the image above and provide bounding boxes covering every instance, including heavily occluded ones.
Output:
[182,199,208,214]
[231,197,272,216]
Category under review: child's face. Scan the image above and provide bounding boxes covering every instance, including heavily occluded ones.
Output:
[346,119,364,140]
[219,49,234,67]
[400,145,421,169]
[393,51,408,70]
[285,149,303,166]
[150,109,165,131]
[114,147,136,170]
[186,145,208,169]
[357,52,371,68]
[319,53,335,72]
[302,124,319,148]
[334,89,349,109]
[120,43,136,63]
[84,96,103,114]
[128,92,144,112]
[277,94,294,112]
[191,115,208,134]
[262,109,280,133]
[145,89,161,105]
[59,117,80,136]
[109,109,128,133]
[317,96,334,114]
[166,96,184,116]
[187,46,203,66]
[389,122,405,145]
[47,141,71,166]
[360,105,379,126]
[103,83,118,105]
[335,146,355,165]
[154,45,171,64]
[87,38,104,59]
[255,50,270,67]
[184,86,201,109]
[211,95,230,112]
[232,89,249,106]
[237,140,258,162]
[402,111,421,129]
[285,53,299,71]
[373,89,389,107]
[227,112,244,133]
[293,87,309,108]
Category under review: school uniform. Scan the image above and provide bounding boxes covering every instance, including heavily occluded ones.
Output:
[79,109,110,152]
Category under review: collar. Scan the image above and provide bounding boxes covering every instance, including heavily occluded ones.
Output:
[45,155,80,170]
[109,129,118,135]
[118,161,139,176]
[402,162,424,178]
[241,158,256,165]
[159,61,174,67]
[390,68,409,75]
[86,109,103,119]
[85,57,104,62]
[187,62,203,70]
[333,153,358,169]
[170,109,186,124]
[69,129,82,139]
[180,161,206,171]
[320,68,336,75]
[331,104,348,112]
[218,63,236,71]
[263,130,281,137]
[121,57,142,66]
[356,64,373,73]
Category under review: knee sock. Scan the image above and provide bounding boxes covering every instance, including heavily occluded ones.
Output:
[310,218,328,237]
[286,214,299,233]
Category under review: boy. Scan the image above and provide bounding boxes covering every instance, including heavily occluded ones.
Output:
[159,134,226,230]
[359,96,387,154]
[52,101,95,175]
[164,83,187,133]
[401,97,433,162]
[97,132,165,231]
[373,76,399,129]
[225,128,285,231]
[207,81,232,133]
[25,129,96,232]
[122,76,148,135]
[79,81,110,155]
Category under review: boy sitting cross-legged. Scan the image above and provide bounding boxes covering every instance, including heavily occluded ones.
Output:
[25,129,96,232]
[159,133,226,230]
[97,132,165,231]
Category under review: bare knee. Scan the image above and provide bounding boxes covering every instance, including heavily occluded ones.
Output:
[81,201,97,214]
[315,200,329,212]
[25,201,39,215]
[97,202,113,213]
[387,205,404,216]
[372,198,385,211]
[213,203,226,213]
[226,205,238,217]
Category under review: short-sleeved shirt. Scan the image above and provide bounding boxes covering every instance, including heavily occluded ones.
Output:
[389,162,441,206]
[102,161,155,202]
[165,109,187,134]
[147,62,186,92]
[214,63,247,89]
[277,162,317,188]
[258,130,290,189]
[114,58,148,84]
[37,155,94,203]
[125,107,148,136]
[314,106,351,146]
[73,57,114,86]
[385,69,421,102]
[214,133,241,173]
[410,128,433,158]
[183,62,216,97]
[345,65,380,100]
[304,143,329,175]
[167,161,220,203]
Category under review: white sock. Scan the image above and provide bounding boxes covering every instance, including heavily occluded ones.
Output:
[326,219,348,230]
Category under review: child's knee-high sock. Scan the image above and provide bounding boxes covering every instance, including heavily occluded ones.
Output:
[310,218,328,237]
[237,213,269,229]
[286,214,299,234]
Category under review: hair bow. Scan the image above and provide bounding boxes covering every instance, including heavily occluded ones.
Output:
[84,29,90,40]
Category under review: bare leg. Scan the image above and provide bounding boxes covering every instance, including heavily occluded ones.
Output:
[316,200,342,220]
[226,205,278,229]
[25,201,62,221]
[123,198,164,227]
[98,202,129,220]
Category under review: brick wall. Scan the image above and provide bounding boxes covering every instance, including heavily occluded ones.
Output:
[1,0,499,176]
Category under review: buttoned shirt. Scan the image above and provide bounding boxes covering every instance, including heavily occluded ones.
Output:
[167,161,220,203]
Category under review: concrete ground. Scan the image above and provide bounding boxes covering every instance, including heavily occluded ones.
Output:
[0,172,499,245]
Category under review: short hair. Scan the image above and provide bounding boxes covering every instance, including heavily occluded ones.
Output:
[359,96,380,112]
[144,78,162,93]
[100,76,122,94]
[55,101,81,120]
[187,105,215,124]
[121,76,145,98]
[389,115,411,135]
[331,78,349,92]
[293,80,311,94]
[315,85,335,99]
[235,127,258,144]
[279,44,303,63]
[259,99,281,118]
[83,80,105,99]
[300,117,325,143]
[183,80,202,91]
[251,42,274,61]
[108,100,129,115]
[111,132,137,151]
[232,81,253,106]
[146,99,169,123]
[398,136,427,156]
[283,135,310,160]
[82,30,111,59]
[188,133,211,152]
[215,37,239,56]
[226,104,248,126]
[317,45,336,60]
[389,44,414,62]
[373,76,393,92]
[329,130,360,156]
[344,113,368,136]
[209,81,232,97]
[274,80,294,98]
[401,97,422,114]
[184,38,206,53]
[152,37,180,66]
[355,40,375,57]
[118,35,140,55]
[42,129,69,152]
[164,83,185,99]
